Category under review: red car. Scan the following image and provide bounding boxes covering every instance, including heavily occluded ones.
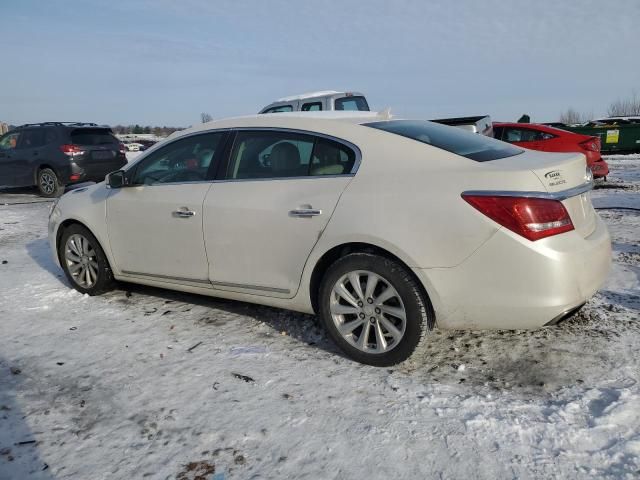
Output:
[493,122,609,178]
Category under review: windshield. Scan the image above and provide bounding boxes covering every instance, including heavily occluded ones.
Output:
[70,128,118,146]
[365,120,522,162]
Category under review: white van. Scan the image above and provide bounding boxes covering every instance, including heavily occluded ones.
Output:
[259,91,370,114]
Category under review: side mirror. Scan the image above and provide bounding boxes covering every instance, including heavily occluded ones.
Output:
[106,170,126,189]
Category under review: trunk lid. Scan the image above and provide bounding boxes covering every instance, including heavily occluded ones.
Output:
[70,128,120,164]
[490,150,596,237]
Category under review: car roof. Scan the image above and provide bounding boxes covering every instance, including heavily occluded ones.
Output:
[171,111,392,140]
[275,90,364,102]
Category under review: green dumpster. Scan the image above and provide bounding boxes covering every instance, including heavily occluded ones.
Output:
[558,119,640,154]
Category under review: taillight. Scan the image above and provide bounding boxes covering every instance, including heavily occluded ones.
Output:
[580,138,600,152]
[60,144,85,156]
[119,143,126,154]
[462,195,574,241]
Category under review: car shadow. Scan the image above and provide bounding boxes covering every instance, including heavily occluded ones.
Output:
[25,235,343,359]
[108,282,344,359]
[25,238,636,388]
[25,238,70,286]
[0,356,55,479]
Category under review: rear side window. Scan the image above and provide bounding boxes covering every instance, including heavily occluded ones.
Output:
[19,129,46,148]
[302,102,322,111]
[365,120,522,162]
[223,131,357,179]
[44,129,57,144]
[335,96,369,111]
[70,128,117,145]
[225,131,314,179]
[504,128,555,143]
[310,138,356,176]
[263,105,293,114]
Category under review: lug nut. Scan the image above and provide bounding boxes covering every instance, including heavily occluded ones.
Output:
[367,298,373,304]
[370,317,376,323]
[375,307,381,314]
[359,313,365,319]
[357,301,364,308]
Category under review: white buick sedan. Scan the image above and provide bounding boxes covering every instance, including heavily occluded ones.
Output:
[48,112,611,366]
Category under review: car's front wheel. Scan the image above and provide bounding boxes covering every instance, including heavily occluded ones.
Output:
[37,167,64,197]
[318,253,433,366]
[58,224,115,295]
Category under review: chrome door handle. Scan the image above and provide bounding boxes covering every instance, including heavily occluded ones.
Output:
[290,208,322,217]
[173,209,196,218]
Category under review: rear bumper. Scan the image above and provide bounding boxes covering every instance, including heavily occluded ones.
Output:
[65,156,127,184]
[416,215,611,330]
[590,158,609,178]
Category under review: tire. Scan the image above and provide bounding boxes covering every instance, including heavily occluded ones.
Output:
[58,224,115,295]
[318,253,433,366]
[37,167,64,198]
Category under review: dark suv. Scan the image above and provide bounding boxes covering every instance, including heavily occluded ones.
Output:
[0,122,127,197]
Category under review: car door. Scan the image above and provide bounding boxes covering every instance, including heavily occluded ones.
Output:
[106,131,229,285]
[14,129,46,186]
[0,132,23,186]
[203,129,358,297]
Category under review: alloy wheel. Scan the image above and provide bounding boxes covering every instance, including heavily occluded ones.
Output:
[40,172,56,195]
[64,234,99,288]
[329,270,406,354]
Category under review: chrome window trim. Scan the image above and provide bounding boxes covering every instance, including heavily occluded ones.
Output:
[462,180,593,201]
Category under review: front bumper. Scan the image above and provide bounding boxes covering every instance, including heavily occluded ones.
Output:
[48,204,62,268]
[416,215,611,330]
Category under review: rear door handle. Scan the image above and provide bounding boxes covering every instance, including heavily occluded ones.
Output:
[290,208,322,217]
[173,208,196,218]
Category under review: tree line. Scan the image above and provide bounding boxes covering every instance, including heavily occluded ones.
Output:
[559,91,640,124]
[111,124,183,136]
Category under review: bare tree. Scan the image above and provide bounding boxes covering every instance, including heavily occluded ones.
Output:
[607,91,640,117]
[201,112,213,123]
[559,108,592,125]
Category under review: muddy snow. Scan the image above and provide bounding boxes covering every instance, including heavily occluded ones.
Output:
[1,156,639,479]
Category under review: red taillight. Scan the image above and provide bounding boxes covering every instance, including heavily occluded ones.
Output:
[70,173,81,181]
[462,195,574,241]
[119,143,126,154]
[580,137,600,152]
[60,144,85,156]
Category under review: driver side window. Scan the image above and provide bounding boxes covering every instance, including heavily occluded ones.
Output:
[132,132,225,185]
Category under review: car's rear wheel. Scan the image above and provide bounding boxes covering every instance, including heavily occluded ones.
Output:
[58,224,115,295]
[318,253,432,366]
[37,168,64,197]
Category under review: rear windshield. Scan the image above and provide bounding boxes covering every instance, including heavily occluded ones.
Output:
[70,128,117,145]
[335,96,369,111]
[365,120,522,162]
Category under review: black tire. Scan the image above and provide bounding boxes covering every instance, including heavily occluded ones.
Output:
[37,167,64,198]
[58,224,115,295]
[318,253,433,366]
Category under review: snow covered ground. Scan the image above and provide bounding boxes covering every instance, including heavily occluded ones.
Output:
[1,156,639,480]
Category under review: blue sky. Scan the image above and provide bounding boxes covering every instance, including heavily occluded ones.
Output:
[1,0,639,126]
